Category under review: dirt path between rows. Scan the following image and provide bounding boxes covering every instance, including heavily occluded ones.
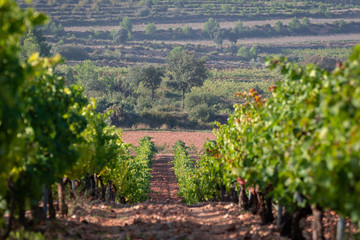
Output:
[122,130,215,153]
[43,151,349,240]
[44,152,284,239]
[149,154,181,203]
[40,132,354,239]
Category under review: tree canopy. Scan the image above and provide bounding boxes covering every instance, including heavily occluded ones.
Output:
[203,18,220,39]
[128,65,164,102]
[203,18,223,46]
[120,16,133,32]
[113,27,129,43]
[166,49,207,109]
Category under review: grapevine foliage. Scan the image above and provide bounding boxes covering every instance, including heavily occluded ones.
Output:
[0,0,47,196]
[0,1,156,235]
[172,141,198,204]
[207,45,360,223]
[172,140,237,205]
[117,136,155,203]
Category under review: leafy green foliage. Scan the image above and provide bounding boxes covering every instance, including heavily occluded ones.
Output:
[120,16,133,32]
[107,101,139,127]
[203,44,360,225]
[188,104,214,123]
[127,65,164,101]
[113,27,129,43]
[166,48,207,108]
[288,17,302,32]
[203,18,220,39]
[118,136,156,203]
[172,140,235,204]
[8,227,44,240]
[233,20,245,34]
[203,18,223,46]
[75,60,104,92]
[14,56,89,205]
[237,46,258,60]
[0,2,155,236]
[184,91,222,123]
[274,20,283,32]
[172,141,198,204]
[20,32,41,61]
[46,21,65,37]
[145,23,157,36]
[0,0,48,196]
[55,45,90,61]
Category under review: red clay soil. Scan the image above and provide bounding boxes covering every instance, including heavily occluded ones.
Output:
[122,131,215,152]
[149,154,181,203]
[42,153,285,240]
[40,150,357,239]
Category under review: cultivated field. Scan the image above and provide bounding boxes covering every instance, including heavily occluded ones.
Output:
[122,131,215,153]
[152,33,360,46]
[64,17,360,32]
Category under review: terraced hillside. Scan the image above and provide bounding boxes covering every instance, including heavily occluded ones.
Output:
[15,0,360,69]
[14,0,360,130]
[18,0,360,26]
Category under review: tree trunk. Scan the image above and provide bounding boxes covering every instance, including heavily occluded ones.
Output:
[48,190,56,219]
[280,211,292,237]
[17,195,26,225]
[94,173,99,199]
[100,178,106,201]
[151,88,155,103]
[90,174,95,197]
[182,89,185,110]
[231,184,239,204]
[18,205,26,225]
[336,216,346,240]
[112,185,117,202]
[257,191,274,225]
[238,184,249,210]
[58,179,68,217]
[71,180,77,199]
[249,188,259,215]
[276,204,283,229]
[290,206,312,240]
[105,181,112,203]
[219,184,226,201]
[2,179,16,240]
[266,196,274,222]
[43,185,49,219]
[31,205,46,225]
[81,173,90,195]
[312,205,325,240]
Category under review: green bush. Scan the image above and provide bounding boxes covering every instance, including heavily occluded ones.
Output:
[56,45,90,61]
[188,103,214,123]
[113,27,129,43]
[139,110,177,128]
[237,46,258,60]
[145,23,157,36]
[136,95,152,111]
[137,7,150,17]
[184,91,219,110]
[184,91,220,123]
[106,101,139,127]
